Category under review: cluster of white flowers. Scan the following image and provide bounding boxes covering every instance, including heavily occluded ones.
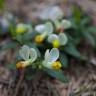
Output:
[34,6,71,47]
[0,6,71,48]
[16,45,61,70]
[0,6,71,70]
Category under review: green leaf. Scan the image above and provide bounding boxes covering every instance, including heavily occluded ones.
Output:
[68,36,81,45]
[6,64,16,70]
[60,53,68,68]
[22,32,36,41]
[82,31,95,46]
[16,34,23,43]
[25,68,37,80]
[64,43,81,58]
[69,18,78,29]
[80,17,91,26]
[0,41,17,51]
[72,4,81,24]
[0,0,5,10]
[44,69,68,83]
[87,27,96,33]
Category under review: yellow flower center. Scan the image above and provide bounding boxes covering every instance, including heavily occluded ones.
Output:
[16,61,25,68]
[35,35,44,44]
[53,39,60,48]
[52,61,62,70]
[16,61,29,69]
[16,27,27,34]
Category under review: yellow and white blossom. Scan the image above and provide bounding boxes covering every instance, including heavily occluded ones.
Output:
[54,19,71,31]
[48,33,68,48]
[16,45,37,68]
[39,6,71,30]
[16,23,33,34]
[39,6,63,21]
[34,22,53,43]
[42,48,62,70]
[61,19,71,29]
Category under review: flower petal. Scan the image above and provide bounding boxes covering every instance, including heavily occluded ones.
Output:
[48,48,59,63]
[35,24,45,33]
[48,34,59,43]
[39,6,63,21]
[44,49,50,63]
[19,45,30,60]
[29,48,37,62]
[43,62,52,69]
[1,17,9,28]
[48,6,63,20]
[45,22,53,34]
[61,19,71,29]
[59,33,68,45]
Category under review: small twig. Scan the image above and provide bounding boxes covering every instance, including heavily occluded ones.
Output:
[27,89,32,96]
[22,82,28,96]
[46,81,60,96]
[6,78,14,96]
[13,69,25,96]
[0,79,9,85]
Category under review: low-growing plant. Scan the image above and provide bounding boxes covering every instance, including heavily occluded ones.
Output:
[0,5,96,82]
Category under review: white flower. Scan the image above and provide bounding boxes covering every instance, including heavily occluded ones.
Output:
[35,21,53,35]
[34,22,53,43]
[42,48,61,70]
[48,33,68,48]
[16,45,37,68]
[16,23,33,33]
[35,24,45,33]
[0,17,9,32]
[61,19,71,29]
[54,19,71,30]
[39,6,63,21]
